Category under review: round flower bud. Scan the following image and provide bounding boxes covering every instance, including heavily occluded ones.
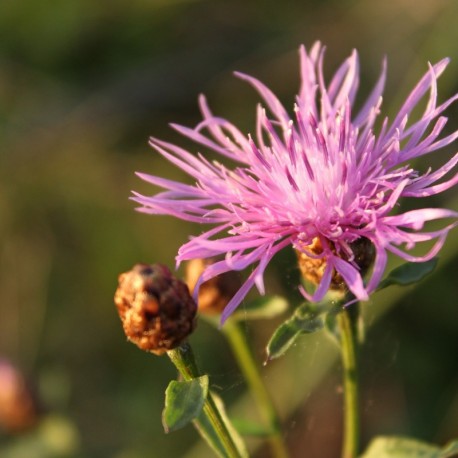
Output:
[185,259,241,315]
[114,263,197,355]
[0,360,38,432]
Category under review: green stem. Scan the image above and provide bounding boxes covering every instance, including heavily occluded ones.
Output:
[337,305,360,458]
[167,343,243,458]
[223,318,289,458]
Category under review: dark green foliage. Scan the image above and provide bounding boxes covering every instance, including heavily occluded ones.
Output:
[162,376,209,433]
[377,259,438,291]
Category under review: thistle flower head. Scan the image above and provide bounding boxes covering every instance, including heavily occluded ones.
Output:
[133,43,458,323]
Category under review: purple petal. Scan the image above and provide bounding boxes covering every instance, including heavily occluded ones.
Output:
[333,257,368,300]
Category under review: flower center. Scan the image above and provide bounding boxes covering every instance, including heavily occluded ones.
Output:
[296,237,375,294]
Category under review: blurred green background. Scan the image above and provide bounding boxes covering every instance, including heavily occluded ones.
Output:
[1,0,458,457]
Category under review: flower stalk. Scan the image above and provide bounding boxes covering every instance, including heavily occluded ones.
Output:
[222,318,289,458]
[337,305,360,458]
[167,343,243,458]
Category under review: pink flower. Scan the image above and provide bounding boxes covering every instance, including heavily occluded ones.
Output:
[133,43,458,323]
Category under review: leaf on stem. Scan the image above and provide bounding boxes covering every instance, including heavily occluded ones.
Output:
[162,375,209,433]
[266,302,324,360]
[377,258,438,291]
[360,436,458,458]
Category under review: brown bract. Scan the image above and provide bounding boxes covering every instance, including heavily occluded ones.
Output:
[114,264,197,355]
[185,259,241,315]
[296,237,375,294]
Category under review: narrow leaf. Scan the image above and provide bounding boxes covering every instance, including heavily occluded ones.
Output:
[293,303,324,333]
[266,302,325,360]
[266,321,301,360]
[360,435,458,458]
[377,258,438,291]
[162,376,209,433]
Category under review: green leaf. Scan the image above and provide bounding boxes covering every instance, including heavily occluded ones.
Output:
[293,303,325,333]
[162,376,209,433]
[377,258,438,291]
[360,436,458,458]
[194,392,249,458]
[266,302,324,360]
[231,295,289,321]
[266,320,301,360]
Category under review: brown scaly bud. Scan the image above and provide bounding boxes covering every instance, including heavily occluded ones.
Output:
[296,237,375,295]
[185,259,241,315]
[114,263,197,355]
[0,360,39,433]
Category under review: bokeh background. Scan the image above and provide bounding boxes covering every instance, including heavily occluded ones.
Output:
[1,0,458,457]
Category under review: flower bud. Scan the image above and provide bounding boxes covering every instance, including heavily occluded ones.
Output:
[114,264,197,355]
[0,360,38,433]
[185,259,241,315]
